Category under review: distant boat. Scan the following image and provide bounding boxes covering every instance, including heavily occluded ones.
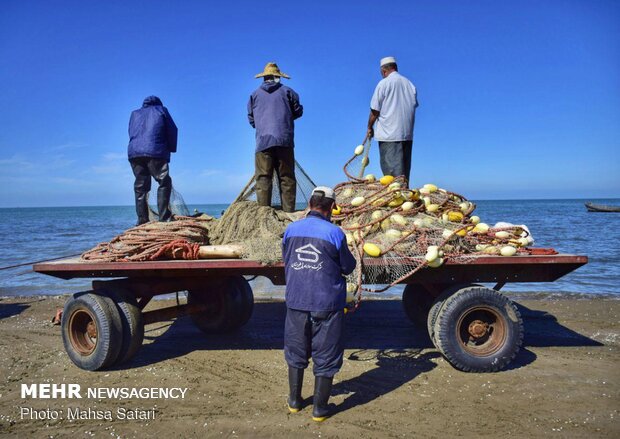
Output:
[585,202,620,212]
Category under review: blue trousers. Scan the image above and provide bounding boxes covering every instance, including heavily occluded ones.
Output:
[284,308,344,378]
[378,140,413,183]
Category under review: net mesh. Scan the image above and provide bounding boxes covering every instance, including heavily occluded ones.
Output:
[209,201,301,264]
[236,160,317,208]
[148,187,190,221]
[334,140,533,310]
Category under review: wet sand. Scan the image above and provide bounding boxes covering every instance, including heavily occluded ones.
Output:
[0,295,618,438]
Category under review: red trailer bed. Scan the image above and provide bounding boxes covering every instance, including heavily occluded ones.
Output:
[34,254,587,285]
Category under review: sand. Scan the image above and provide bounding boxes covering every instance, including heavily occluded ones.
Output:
[0,294,618,438]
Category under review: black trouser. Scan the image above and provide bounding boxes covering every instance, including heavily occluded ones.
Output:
[255,146,297,212]
[284,308,344,378]
[378,140,413,183]
[129,157,172,224]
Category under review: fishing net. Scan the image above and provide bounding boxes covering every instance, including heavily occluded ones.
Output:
[335,140,534,310]
[147,186,190,221]
[209,201,301,264]
[79,142,536,313]
[235,160,317,208]
[81,218,210,262]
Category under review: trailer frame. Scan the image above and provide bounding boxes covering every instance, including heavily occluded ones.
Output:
[33,254,587,372]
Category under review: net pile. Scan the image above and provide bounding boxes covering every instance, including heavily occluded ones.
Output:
[81,218,210,262]
[209,201,301,264]
[335,141,534,310]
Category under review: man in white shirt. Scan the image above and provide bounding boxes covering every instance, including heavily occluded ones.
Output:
[366,56,418,183]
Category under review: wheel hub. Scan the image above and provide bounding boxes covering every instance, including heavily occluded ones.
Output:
[456,306,507,356]
[68,309,98,356]
[86,321,97,338]
[468,320,489,339]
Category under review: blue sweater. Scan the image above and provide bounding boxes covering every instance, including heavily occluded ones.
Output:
[282,211,357,312]
[248,81,303,153]
[128,96,178,162]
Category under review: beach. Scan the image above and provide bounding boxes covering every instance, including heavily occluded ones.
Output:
[0,294,618,438]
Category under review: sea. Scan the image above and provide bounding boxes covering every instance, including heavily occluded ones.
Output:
[0,199,619,298]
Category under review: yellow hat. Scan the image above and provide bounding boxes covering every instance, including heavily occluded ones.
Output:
[255,62,291,79]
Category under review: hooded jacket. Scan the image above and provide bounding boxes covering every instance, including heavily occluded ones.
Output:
[247,81,303,152]
[128,96,178,162]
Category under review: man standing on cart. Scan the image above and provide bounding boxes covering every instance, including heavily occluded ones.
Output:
[127,95,178,225]
[248,62,303,212]
[365,56,418,184]
[281,186,357,421]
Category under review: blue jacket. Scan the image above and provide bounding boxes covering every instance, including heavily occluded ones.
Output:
[128,96,178,162]
[282,211,357,312]
[248,81,303,153]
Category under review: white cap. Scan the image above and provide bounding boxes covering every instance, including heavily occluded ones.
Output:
[380,56,397,67]
[312,186,336,202]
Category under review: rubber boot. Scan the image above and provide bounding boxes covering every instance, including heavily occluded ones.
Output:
[135,191,150,225]
[157,181,173,222]
[312,376,333,422]
[287,367,304,413]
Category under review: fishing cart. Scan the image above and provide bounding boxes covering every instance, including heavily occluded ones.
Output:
[34,254,587,372]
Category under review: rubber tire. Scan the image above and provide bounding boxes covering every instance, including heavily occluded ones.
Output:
[61,292,123,371]
[234,277,254,328]
[102,289,144,365]
[433,286,523,372]
[427,284,482,347]
[402,284,434,328]
[188,276,254,334]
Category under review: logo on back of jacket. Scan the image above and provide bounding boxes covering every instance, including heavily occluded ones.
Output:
[291,244,323,271]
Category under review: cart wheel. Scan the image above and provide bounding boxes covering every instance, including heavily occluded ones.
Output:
[433,286,523,372]
[427,284,482,347]
[402,284,434,328]
[102,289,144,365]
[234,276,254,328]
[188,276,254,334]
[61,292,122,371]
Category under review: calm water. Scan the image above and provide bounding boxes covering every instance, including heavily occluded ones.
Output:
[0,199,618,297]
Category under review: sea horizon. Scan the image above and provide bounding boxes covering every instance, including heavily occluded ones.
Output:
[1,196,619,210]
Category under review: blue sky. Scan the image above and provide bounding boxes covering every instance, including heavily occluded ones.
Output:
[0,0,618,207]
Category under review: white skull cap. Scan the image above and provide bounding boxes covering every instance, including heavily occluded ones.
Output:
[312,186,336,202]
[380,56,397,67]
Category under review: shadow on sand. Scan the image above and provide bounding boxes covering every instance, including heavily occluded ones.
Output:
[122,300,602,371]
[0,299,39,320]
[331,348,440,413]
[515,303,603,348]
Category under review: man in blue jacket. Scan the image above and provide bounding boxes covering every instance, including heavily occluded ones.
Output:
[248,63,303,212]
[127,96,178,225]
[282,186,357,422]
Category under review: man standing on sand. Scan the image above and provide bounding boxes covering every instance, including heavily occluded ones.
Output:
[127,95,178,225]
[248,62,303,212]
[365,56,418,184]
[281,186,357,422]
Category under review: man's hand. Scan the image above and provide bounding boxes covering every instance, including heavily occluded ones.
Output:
[366,109,379,143]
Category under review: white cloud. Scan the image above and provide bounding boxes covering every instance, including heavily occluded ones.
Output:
[51,177,85,185]
[102,152,127,161]
[91,152,128,175]
[0,155,35,170]
[199,169,224,177]
[50,142,86,151]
